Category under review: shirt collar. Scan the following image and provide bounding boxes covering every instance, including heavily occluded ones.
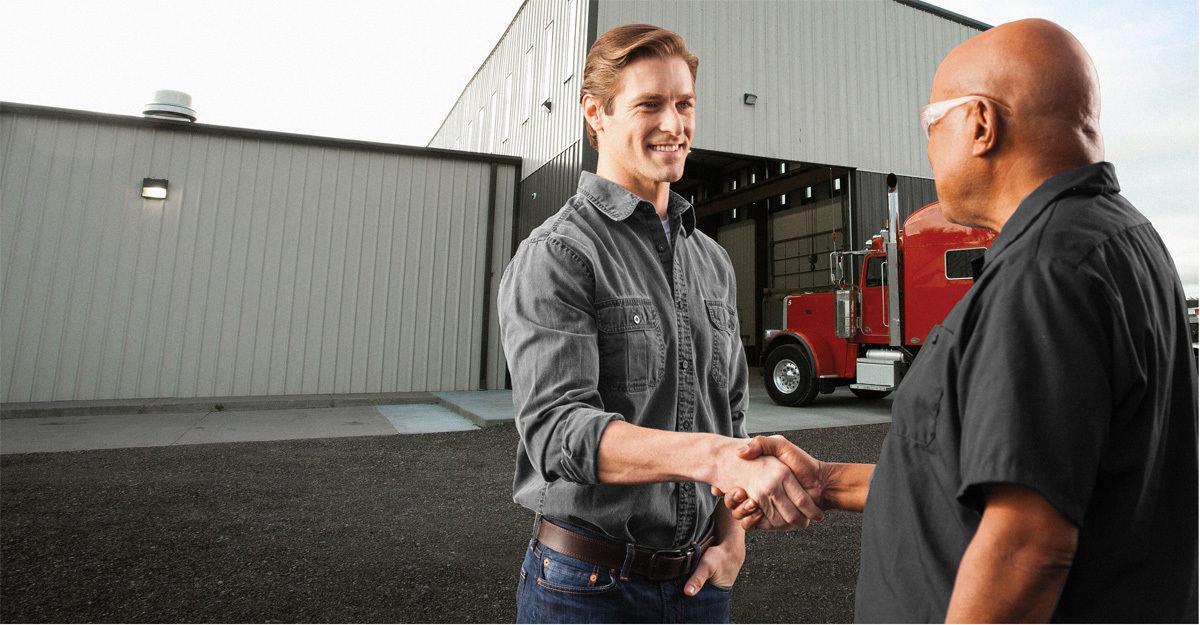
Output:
[577,171,697,236]
[982,161,1120,264]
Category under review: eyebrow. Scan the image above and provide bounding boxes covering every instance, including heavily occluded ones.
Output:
[632,92,696,101]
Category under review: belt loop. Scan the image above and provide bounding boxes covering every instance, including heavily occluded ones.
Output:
[620,543,635,581]
[530,514,544,550]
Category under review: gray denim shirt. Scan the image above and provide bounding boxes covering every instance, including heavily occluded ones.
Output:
[499,171,749,549]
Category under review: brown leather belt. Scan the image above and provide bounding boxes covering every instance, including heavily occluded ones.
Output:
[535,517,716,581]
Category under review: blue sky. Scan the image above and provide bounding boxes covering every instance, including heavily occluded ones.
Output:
[3,0,1195,293]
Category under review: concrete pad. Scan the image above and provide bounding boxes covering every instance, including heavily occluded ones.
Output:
[174,406,397,445]
[376,404,479,434]
[0,412,205,454]
[433,390,514,427]
[744,383,893,434]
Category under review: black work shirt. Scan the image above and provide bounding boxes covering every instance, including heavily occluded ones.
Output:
[855,162,1199,622]
[498,172,749,549]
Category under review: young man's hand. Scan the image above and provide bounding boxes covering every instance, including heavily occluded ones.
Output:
[684,505,745,596]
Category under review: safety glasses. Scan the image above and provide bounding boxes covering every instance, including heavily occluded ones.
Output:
[919,95,1011,139]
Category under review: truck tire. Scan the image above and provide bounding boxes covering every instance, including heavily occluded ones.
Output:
[764,344,820,407]
[850,387,892,400]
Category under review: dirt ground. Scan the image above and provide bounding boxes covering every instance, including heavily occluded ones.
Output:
[1,422,888,623]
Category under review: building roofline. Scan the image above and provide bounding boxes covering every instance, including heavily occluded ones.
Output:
[427,0,532,147]
[1,101,522,167]
[892,0,992,31]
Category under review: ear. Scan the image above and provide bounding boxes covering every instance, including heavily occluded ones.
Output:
[968,100,1000,157]
[582,94,604,137]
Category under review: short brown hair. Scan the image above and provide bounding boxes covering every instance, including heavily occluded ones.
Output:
[580,24,699,149]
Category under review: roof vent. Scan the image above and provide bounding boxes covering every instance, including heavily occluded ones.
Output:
[143,90,197,122]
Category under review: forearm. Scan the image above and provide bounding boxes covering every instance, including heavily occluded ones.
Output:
[597,421,729,485]
[819,462,874,513]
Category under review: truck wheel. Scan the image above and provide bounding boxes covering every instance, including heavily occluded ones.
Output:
[764,344,820,407]
[850,387,891,400]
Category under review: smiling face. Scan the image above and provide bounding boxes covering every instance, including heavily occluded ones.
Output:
[587,55,695,203]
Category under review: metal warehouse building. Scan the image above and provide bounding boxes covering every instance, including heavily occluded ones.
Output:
[0,103,518,404]
[428,0,988,360]
[2,0,990,406]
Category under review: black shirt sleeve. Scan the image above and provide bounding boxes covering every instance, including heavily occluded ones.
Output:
[955,257,1118,526]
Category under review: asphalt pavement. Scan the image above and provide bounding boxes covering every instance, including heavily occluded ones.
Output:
[1,376,893,623]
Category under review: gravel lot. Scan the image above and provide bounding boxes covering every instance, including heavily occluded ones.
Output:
[1,423,888,623]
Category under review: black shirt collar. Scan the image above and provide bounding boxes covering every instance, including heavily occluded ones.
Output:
[577,171,697,236]
[983,161,1120,264]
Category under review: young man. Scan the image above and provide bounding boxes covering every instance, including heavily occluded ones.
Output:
[498,24,821,623]
[723,19,1198,623]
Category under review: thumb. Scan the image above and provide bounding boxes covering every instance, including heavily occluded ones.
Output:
[755,435,793,457]
[684,559,714,597]
[735,438,764,460]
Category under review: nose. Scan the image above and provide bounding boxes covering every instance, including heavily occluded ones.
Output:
[659,106,683,136]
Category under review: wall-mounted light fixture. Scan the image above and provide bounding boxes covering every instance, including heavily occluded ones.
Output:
[743,93,758,106]
[142,178,168,199]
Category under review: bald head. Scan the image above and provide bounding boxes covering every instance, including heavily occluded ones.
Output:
[933,18,1104,160]
[927,19,1105,231]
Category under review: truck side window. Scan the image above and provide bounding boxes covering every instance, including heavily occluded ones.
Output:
[865,256,885,288]
[945,247,987,280]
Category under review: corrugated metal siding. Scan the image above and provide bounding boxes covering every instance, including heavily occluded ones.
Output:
[516,139,585,239]
[851,170,938,245]
[1,111,516,403]
[595,0,982,178]
[428,0,588,181]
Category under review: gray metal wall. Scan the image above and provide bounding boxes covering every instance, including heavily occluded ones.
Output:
[516,139,586,238]
[1,106,518,403]
[595,0,983,178]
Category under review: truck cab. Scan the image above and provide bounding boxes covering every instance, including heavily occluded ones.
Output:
[761,197,995,406]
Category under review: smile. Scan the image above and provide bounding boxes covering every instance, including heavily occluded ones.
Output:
[650,144,682,152]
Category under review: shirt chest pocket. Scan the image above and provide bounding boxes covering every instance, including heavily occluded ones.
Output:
[705,300,738,389]
[595,299,665,392]
[890,324,953,446]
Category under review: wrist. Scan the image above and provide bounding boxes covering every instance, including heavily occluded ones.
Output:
[819,462,873,513]
[700,434,740,486]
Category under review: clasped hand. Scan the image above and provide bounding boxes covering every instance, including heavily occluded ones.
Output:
[713,435,829,531]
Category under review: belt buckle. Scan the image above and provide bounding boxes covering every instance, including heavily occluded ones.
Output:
[647,546,696,581]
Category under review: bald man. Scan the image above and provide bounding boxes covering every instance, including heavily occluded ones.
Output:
[720,18,1198,622]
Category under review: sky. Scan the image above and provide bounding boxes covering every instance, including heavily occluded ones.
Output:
[3,0,1196,294]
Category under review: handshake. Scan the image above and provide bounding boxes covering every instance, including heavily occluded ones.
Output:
[709,435,871,531]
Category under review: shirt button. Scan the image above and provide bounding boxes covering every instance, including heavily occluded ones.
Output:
[657,243,667,252]
[633,315,641,324]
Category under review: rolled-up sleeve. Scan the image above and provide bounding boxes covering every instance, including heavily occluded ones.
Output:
[499,234,625,485]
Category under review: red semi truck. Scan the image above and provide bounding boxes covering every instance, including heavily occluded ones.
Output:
[761,177,996,406]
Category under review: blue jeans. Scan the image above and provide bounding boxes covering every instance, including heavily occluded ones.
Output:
[515,518,732,624]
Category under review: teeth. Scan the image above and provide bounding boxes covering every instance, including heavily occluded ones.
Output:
[650,145,679,152]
